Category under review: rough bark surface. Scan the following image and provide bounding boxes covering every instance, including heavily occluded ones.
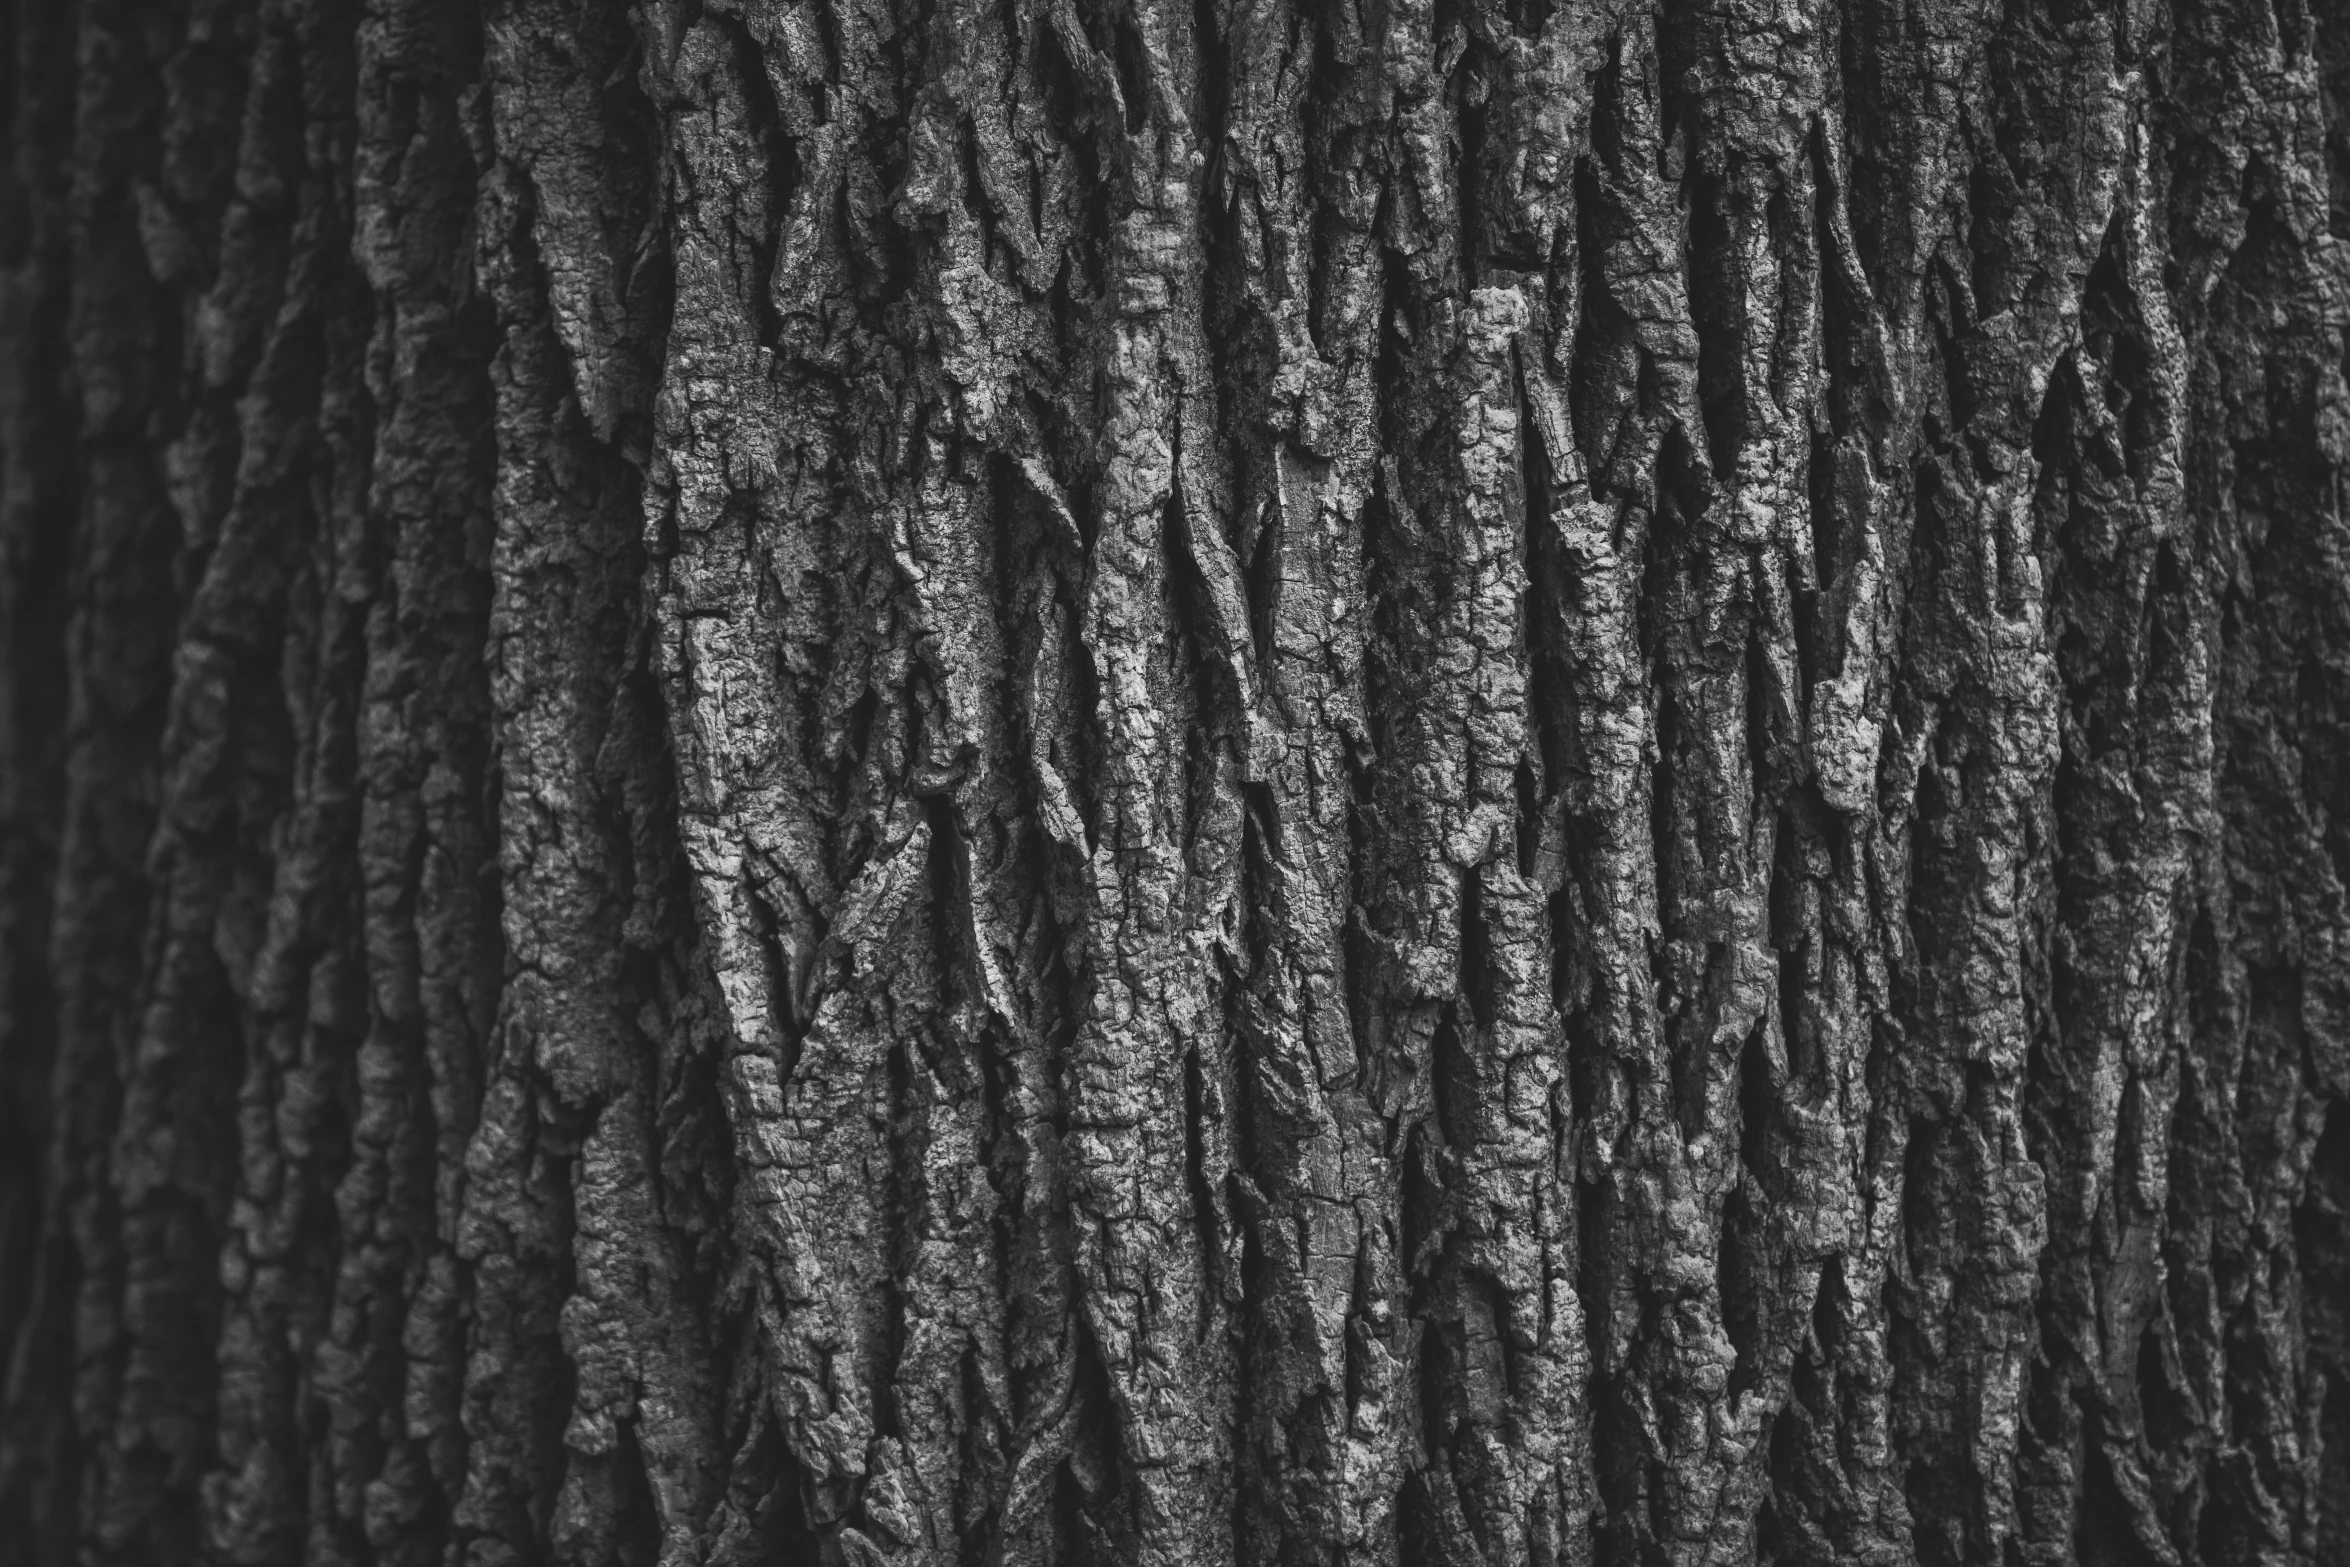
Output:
[4,0,2349,1564]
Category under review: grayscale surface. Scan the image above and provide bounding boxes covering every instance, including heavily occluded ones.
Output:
[2,1,2348,1565]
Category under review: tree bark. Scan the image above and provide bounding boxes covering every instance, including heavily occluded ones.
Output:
[4,0,2349,1564]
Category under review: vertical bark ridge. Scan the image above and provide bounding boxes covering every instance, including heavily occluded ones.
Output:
[313,3,500,1562]
[1207,0,1419,1558]
[464,4,722,1567]
[194,1,375,1558]
[51,4,262,1562]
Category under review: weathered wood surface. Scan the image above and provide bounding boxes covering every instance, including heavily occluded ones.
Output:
[3,0,2349,1563]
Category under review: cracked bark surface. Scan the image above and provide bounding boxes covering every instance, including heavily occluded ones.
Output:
[5,0,2350,1563]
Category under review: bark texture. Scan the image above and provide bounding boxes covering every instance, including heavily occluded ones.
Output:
[4,0,2350,1564]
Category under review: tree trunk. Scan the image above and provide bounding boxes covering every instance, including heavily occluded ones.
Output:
[4,0,2349,1564]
